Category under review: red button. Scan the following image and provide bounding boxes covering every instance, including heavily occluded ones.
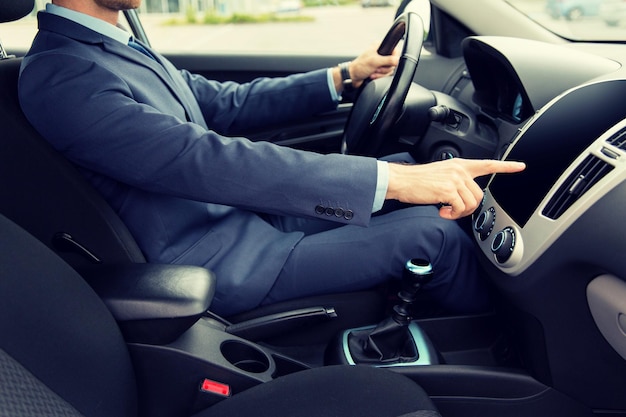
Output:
[200,378,231,397]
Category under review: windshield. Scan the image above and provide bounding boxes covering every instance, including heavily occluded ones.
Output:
[506,0,626,41]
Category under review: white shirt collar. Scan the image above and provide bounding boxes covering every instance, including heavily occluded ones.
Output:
[45,3,132,45]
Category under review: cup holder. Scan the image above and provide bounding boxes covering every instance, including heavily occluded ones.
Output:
[221,340,270,374]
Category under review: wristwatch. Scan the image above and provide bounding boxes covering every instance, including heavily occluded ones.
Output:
[338,61,352,87]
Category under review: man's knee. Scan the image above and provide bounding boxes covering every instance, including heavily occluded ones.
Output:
[399,210,471,258]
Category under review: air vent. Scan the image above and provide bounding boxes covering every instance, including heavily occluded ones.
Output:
[606,127,626,151]
[543,155,613,220]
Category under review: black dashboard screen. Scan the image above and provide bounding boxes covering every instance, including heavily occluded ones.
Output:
[489,80,626,227]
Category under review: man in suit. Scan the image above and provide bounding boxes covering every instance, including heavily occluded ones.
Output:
[18,0,525,316]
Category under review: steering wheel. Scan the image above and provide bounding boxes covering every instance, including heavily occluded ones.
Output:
[341,12,425,157]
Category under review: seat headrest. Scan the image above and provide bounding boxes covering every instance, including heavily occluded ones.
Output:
[0,0,35,24]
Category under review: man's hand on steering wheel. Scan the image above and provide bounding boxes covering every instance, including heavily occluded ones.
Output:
[332,44,400,92]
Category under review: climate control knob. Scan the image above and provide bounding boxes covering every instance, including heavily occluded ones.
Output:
[474,207,495,241]
[491,227,515,263]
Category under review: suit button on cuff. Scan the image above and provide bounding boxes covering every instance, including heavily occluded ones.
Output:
[315,205,325,215]
[325,207,334,216]
[334,208,344,217]
[344,210,354,220]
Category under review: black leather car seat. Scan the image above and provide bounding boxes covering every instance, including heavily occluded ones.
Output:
[0,42,146,270]
[1,2,145,270]
[0,0,145,267]
[0,212,440,417]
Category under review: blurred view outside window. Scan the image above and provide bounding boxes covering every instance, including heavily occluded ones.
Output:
[137,0,404,54]
[0,0,407,55]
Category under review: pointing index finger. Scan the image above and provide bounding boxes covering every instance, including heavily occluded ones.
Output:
[464,159,526,179]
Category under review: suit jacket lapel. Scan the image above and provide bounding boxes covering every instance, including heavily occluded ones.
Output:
[39,12,206,127]
[102,40,201,123]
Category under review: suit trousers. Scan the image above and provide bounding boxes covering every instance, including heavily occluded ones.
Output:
[261,204,490,314]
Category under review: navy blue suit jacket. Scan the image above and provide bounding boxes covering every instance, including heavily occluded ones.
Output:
[18,12,379,315]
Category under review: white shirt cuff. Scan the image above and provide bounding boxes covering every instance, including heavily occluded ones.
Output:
[373,160,389,213]
[327,68,341,102]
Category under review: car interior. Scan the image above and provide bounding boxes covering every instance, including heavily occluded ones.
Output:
[1,0,626,416]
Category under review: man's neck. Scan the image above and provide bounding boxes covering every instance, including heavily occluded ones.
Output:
[52,0,120,26]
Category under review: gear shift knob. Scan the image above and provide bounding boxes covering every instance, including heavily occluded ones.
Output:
[393,259,433,325]
[402,258,433,292]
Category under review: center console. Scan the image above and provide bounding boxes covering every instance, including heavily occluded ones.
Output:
[83,263,314,416]
[85,256,599,417]
[326,259,440,367]
[128,316,312,417]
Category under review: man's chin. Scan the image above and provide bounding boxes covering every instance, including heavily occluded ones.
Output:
[95,0,142,12]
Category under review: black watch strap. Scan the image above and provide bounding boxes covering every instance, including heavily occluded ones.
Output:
[338,61,352,85]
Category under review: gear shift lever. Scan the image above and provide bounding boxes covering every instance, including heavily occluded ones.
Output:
[345,259,434,364]
[393,259,434,325]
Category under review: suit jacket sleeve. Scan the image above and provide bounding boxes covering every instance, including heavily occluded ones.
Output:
[18,39,379,227]
[180,69,339,135]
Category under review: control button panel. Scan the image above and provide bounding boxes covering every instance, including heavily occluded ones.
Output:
[472,198,524,272]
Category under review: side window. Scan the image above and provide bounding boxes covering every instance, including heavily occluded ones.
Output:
[140,1,406,55]
[1,0,430,56]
